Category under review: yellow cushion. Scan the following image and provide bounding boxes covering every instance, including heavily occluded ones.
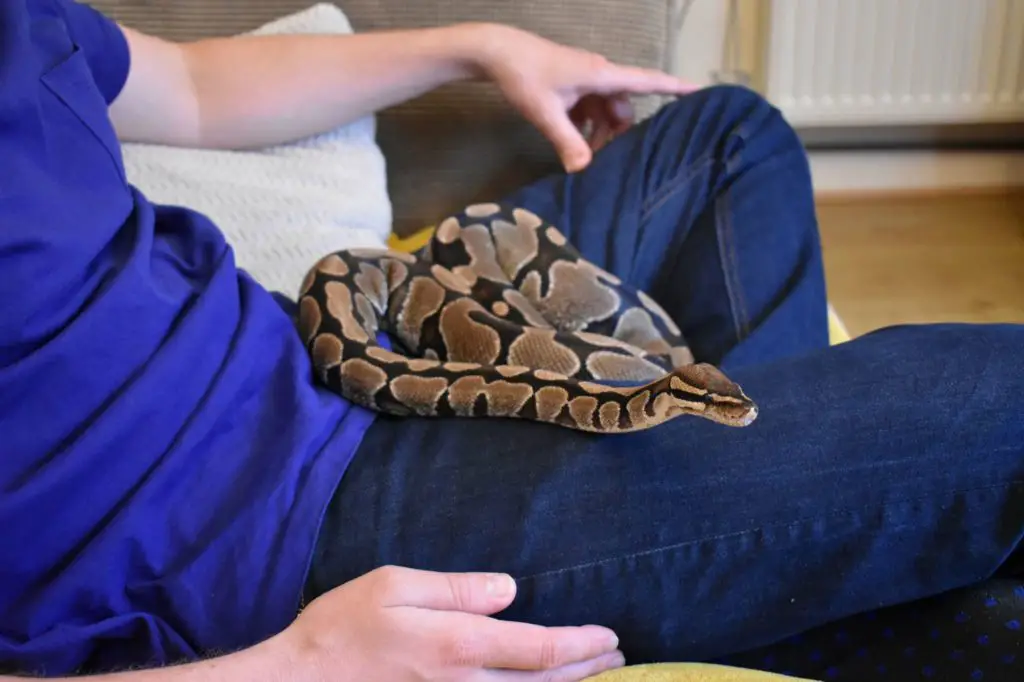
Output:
[387,225,436,253]
[590,663,817,681]
[827,305,850,345]
[587,663,816,681]
[387,226,852,346]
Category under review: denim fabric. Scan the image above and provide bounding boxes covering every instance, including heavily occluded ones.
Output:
[305,85,1024,664]
[724,579,1024,679]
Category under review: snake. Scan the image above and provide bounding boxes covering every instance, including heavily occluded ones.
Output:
[296,202,758,433]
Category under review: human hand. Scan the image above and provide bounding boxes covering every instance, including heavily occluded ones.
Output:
[471,24,697,173]
[274,565,625,682]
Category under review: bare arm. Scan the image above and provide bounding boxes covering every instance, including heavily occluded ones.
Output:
[105,22,489,150]
[0,637,297,682]
[109,22,489,150]
[1,568,622,681]
[108,22,694,171]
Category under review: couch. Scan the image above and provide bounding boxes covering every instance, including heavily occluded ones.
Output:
[88,0,671,240]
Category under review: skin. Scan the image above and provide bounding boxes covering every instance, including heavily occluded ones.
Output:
[4,568,623,682]
[13,19,698,681]
[108,22,696,172]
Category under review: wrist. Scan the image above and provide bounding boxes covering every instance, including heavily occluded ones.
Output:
[442,22,509,81]
[252,631,328,682]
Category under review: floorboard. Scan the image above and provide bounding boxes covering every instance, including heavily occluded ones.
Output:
[816,192,1024,337]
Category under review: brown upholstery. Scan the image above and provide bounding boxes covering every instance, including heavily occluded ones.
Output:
[86,1,670,236]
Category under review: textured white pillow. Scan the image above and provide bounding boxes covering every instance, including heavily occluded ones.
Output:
[120,3,393,299]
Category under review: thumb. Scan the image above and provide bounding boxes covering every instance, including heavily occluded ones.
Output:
[375,566,518,614]
[523,95,593,173]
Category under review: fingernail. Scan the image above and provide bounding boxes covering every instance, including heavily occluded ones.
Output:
[487,573,515,597]
[590,627,618,648]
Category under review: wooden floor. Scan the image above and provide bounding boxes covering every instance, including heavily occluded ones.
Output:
[816,192,1024,337]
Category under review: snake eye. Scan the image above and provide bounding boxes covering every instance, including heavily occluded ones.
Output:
[675,363,749,398]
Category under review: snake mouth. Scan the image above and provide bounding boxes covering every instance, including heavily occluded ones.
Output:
[703,397,759,427]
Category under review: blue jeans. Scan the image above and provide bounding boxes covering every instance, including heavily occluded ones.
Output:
[305,85,1024,664]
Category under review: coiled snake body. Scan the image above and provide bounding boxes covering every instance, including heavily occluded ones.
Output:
[297,203,757,433]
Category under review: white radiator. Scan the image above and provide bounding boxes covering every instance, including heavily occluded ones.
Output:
[762,0,1024,127]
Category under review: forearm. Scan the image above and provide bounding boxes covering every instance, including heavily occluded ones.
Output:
[113,23,492,149]
[0,636,310,682]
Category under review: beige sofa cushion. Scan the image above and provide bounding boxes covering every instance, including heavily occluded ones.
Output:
[86,1,670,236]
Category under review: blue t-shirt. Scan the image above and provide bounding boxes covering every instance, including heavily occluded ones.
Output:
[0,0,378,674]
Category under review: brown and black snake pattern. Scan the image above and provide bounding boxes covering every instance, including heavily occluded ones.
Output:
[297,203,758,432]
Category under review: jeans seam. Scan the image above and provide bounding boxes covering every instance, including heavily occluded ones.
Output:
[637,154,749,348]
[639,153,714,222]
[716,190,750,341]
[514,479,1024,583]
[639,90,779,224]
[636,121,757,344]
[714,114,764,343]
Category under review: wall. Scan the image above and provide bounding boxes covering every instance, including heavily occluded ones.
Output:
[668,0,1024,195]
[671,0,763,89]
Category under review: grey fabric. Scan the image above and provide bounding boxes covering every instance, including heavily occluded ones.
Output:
[87,1,670,236]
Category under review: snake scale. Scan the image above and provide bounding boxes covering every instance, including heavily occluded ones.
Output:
[297,203,758,433]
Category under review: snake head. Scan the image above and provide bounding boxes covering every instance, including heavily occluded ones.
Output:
[668,363,758,427]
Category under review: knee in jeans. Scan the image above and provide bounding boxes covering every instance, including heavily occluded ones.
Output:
[686,83,772,111]
[656,84,804,162]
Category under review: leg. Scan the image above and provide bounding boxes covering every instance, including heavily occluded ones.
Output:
[721,578,1024,680]
[501,85,829,368]
[307,322,1024,663]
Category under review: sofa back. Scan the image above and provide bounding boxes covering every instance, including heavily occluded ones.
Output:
[87,1,670,235]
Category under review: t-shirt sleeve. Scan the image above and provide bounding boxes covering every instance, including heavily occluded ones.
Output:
[54,0,131,104]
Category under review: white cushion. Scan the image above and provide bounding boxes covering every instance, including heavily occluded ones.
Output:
[120,3,393,299]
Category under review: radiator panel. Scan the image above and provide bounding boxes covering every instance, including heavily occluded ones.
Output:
[763,0,1024,126]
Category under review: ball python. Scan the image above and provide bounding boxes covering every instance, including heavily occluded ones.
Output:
[296,203,758,433]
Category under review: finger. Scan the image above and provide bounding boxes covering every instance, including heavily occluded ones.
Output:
[374,565,517,614]
[523,97,594,173]
[589,118,614,152]
[605,94,634,131]
[588,97,631,151]
[443,617,620,671]
[571,94,604,126]
[485,651,626,682]
[589,63,699,96]
[570,95,610,150]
